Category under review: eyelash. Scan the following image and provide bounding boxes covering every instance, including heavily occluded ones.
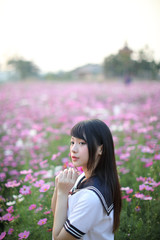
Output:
[70,141,86,145]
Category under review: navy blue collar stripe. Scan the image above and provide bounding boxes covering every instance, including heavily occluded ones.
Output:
[85,186,114,215]
[74,174,114,215]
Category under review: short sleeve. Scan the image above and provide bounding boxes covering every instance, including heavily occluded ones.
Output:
[64,189,103,239]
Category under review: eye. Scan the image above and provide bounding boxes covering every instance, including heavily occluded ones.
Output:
[70,141,74,145]
[79,142,86,145]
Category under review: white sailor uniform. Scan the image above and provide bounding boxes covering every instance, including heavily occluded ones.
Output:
[64,173,114,240]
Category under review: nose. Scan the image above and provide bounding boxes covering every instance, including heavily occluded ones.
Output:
[71,143,78,153]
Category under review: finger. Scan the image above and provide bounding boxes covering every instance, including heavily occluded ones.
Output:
[72,170,79,181]
[55,176,59,185]
[56,171,62,179]
[63,169,68,178]
[71,168,75,177]
[67,168,72,179]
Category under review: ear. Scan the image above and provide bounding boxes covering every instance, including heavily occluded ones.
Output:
[98,145,103,155]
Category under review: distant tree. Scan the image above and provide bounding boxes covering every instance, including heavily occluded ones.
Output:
[7,58,40,79]
[134,46,160,79]
[103,43,134,77]
[103,44,160,80]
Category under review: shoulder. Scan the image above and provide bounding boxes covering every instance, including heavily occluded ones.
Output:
[77,175,114,215]
[69,187,103,210]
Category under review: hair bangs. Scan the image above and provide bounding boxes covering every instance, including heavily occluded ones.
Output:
[70,122,87,142]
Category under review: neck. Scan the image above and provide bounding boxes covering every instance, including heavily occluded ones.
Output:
[82,167,91,179]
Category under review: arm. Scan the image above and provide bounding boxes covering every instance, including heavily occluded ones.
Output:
[51,187,57,215]
[53,168,78,240]
[51,176,58,215]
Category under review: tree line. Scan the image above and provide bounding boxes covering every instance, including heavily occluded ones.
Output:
[103,45,160,79]
[6,45,160,80]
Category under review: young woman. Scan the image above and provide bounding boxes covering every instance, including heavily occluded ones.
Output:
[51,119,122,240]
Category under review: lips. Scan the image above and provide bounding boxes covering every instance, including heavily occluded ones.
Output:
[71,156,79,161]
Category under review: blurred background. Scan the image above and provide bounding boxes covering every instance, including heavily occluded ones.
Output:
[0,0,160,82]
[0,1,160,239]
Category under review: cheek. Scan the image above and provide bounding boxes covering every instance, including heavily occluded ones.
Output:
[83,146,89,157]
[70,145,72,153]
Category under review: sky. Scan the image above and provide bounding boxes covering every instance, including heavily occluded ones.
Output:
[0,0,160,73]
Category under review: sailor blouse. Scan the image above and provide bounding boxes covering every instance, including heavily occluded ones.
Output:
[64,173,114,240]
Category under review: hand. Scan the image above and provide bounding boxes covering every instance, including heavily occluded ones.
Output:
[56,168,79,195]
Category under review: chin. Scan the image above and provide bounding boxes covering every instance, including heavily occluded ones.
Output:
[72,162,81,168]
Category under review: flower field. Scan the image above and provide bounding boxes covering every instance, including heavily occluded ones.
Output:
[0,80,160,240]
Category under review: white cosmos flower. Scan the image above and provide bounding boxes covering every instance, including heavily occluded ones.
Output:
[13,194,23,199]
[18,197,24,202]
[6,201,16,206]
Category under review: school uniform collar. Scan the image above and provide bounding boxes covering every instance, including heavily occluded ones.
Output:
[75,173,114,215]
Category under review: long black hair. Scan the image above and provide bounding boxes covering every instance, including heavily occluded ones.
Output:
[71,119,122,233]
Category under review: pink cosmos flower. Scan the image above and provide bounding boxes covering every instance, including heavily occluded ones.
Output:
[58,145,68,152]
[119,167,130,174]
[122,195,129,199]
[126,189,133,194]
[5,180,20,188]
[139,184,146,191]
[44,210,51,214]
[126,197,131,202]
[143,195,152,200]
[149,116,158,122]
[24,174,37,183]
[18,230,30,239]
[121,187,133,194]
[29,204,36,210]
[116,161,123,166]
[39,160,48,168]
[33,179,45,187]
[0,173,6,181]
[134,193,145,199]
[141,146,154,153]
[122,195,131,202]
[20,169,33,175]
[154,154,160,160]
[19,185,31,195]
[37,218,47,225]
[121,187,130,191]
[35,207,43,213]
[136,176,146,182]
[51,152,61,161]
[33,170,48,177]
[39,184,50,192]
[0,232,6,240]
[153,182,160,188]
[144,162,153,168]
[8,228,14,235]
[0,196,5,202]
[7,206,14,213]
[8,216,14,222]
[2,213,12,221]
[139,184,154,191]
[120,152,130,160]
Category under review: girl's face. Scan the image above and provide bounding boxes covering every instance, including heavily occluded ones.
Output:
[70,136,89,170]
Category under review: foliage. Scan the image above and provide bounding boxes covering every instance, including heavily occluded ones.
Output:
[103,45,160,79]
[0,81,160,239]
[7,58,39,79]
